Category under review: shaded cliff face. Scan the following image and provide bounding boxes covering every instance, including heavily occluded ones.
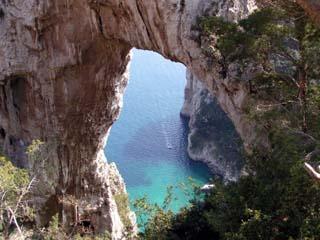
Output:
[181,71,244,181]
[0,0,261,238]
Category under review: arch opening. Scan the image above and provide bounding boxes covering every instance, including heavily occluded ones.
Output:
[105,49,212,214]
[104,48,244,229]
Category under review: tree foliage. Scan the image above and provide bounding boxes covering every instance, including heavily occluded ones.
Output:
[137,130,320,240]
[0,154,34,239]
[200,1,320,134]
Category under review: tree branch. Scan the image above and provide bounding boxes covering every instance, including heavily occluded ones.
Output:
[7,207,24,238]
[304,149,320,181]
[9,177,36,225]
[304,162,320,180]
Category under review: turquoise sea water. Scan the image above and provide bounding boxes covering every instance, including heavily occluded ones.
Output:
[105,49,211,212]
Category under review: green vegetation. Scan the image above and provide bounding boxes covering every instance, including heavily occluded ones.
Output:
[133,179,204,236]
[136,134,320,239]
[133,186,176,239]
[199,0,320,135]
[43,214,68,240]
[0,153,33,239]
[27,139,58,188]
[0,144,112,239]
[114,193,134,235]
[43,214,111,240]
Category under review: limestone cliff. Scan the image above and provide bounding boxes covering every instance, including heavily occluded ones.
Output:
[0,0,265,238]
[181,71,244,181]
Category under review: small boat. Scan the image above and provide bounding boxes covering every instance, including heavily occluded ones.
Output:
[167,144,173,149]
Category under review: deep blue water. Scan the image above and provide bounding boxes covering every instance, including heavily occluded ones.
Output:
[105,49,211,212]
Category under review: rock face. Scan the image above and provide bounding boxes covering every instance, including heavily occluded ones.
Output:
[181,71,244,181]
[0,0,264,238]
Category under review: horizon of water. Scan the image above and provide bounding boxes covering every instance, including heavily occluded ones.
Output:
[105,49,212,213]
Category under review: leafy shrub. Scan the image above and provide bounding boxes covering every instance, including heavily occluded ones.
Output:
[114,193,133,231]
[0,154,33,238]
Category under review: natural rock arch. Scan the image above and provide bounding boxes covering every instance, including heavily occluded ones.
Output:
[0,0,261,238]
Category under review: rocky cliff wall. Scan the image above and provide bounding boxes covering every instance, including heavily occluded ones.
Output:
[0,0,264,238]
[181,70,244,181]
[0,0,134,237]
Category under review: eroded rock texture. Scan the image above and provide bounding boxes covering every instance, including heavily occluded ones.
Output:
[0,0,264,238]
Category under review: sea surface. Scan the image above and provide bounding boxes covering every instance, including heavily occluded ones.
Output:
[105,49,211,212]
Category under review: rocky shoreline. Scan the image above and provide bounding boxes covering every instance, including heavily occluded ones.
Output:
[181,70,244,182]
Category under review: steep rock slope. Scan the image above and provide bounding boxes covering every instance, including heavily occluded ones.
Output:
[0,0,261,238]
[181,71,244,181]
